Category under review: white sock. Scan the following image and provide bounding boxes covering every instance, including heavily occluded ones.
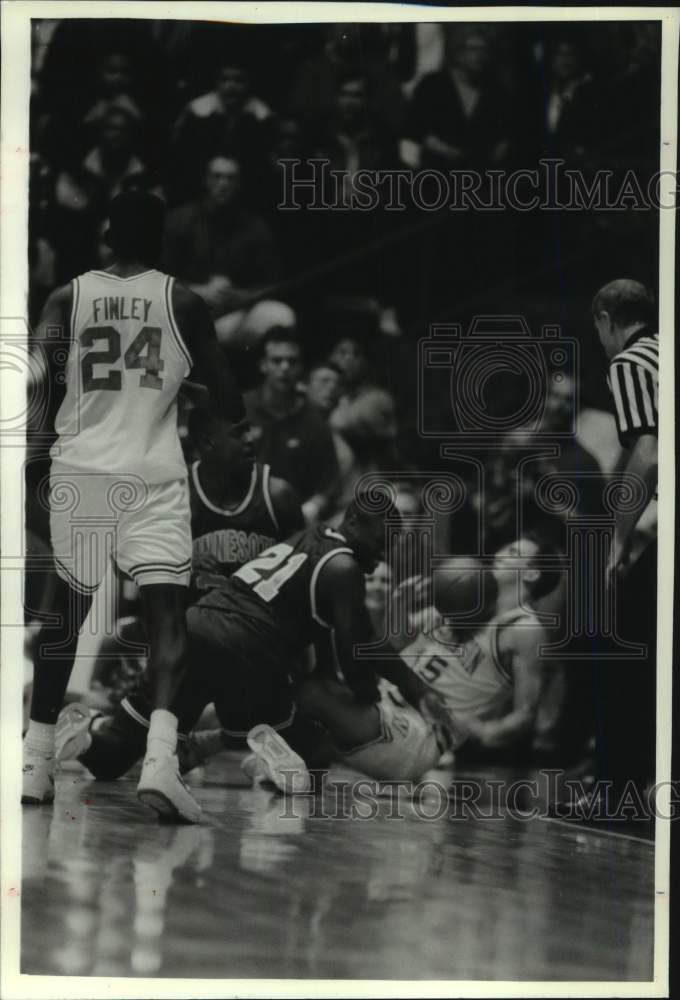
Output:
[147,710,178,759]
[25,721,55,756]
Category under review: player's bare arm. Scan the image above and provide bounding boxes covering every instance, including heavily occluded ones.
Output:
[268,477,305,536]
[171,281,245,423]
[31,283,73,381]
[317,554,434,707]
[464,622,546,749]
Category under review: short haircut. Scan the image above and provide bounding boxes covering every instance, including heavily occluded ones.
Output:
[187,405,225,443]
[261,326,304,357]
[103,190,165,261]
[524,533,562,601]
[591,279,656,329]
[309,361,343,379]
[329,333,367,356]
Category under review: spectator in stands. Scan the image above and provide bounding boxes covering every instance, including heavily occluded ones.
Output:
[162,154,293,349]
[406,26,512,169]
[172,59,274,200]
[328,334,385,441]
[244,329,339,512]
[258,115,324,281]
[288,23,404,136]
[365,560,394,640]
[50,107,159,279]
[305,362,344,417]
[81,50,143,134]
[326,385,404,524]
[314,74,399,202]
[81,107,158,203]
[536,38,597,163]
[328,335,372,397]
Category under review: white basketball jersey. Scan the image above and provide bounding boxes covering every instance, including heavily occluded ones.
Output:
[387,608,538,739]
[51,269,192,484]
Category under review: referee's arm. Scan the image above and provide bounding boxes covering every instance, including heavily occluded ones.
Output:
[607,359,658,574]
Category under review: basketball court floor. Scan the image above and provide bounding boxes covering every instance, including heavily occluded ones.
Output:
[21,757,655,982]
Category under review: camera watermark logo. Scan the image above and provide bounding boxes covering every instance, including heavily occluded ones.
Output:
[0,317,72,445]
[418,316,578,441]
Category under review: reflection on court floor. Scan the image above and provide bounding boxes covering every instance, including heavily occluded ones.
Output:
[21,759,654,981]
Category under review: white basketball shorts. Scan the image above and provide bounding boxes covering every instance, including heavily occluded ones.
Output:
[48,468,192,594]
[338,697,443,783]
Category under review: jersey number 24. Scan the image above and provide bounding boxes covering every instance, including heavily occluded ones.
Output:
[80,326,164,392]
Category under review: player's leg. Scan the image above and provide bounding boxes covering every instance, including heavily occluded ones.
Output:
[23,573,95,803]
[116,477,201,821]
[23,470,113,803]
[296,674,382,750]
[60,702,148,780]
[240,672,378,794]
[57,631,218,780]
[297,675,442,782]
[135,582,204,821]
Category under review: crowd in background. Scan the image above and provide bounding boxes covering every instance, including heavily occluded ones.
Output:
[27,19,661,778]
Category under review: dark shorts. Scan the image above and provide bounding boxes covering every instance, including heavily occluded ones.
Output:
[185,608,294,736]
[80,610,297,780]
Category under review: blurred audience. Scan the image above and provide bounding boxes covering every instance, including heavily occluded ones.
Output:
[535,38,598,164]
[162,154,290,348]
[172,59,274,200]
[244,329,339,512]
[288,23,404,137]
[26,19,662,779]
[305,362,344,416]
[407,26,513,169]
[81,50,144,135]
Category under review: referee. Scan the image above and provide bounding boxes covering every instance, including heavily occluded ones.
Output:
[591,278,658,809]
[592,278,659,572]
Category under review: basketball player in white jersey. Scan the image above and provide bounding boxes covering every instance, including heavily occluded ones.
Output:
[22,191,244,822]
[295,536,560,781]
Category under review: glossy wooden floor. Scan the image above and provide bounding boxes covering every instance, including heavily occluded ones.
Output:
[21,758,654,981]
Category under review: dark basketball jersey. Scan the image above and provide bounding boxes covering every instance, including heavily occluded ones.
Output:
[189,461,280,601]
[193,524,354,657]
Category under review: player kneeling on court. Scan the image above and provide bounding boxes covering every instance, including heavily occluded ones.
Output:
[295,536,559,782]
[56,490,451,792]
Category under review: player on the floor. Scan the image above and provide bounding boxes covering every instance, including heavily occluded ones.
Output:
[57,406,307,774]
[63,403,304,716]
[56,489,450,786]
[294,535,559,781]
[23,190,244,822]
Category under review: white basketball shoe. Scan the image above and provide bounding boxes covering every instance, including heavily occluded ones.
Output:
[245,724,311,795]
[137,753,202,823]
[55,703,96,762]
[22,747,55,804]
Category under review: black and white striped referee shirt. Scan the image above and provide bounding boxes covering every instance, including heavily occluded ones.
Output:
[606,326,659,449]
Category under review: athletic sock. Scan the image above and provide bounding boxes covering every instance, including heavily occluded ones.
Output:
[25,720,56,756]
[146,710,178,759]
